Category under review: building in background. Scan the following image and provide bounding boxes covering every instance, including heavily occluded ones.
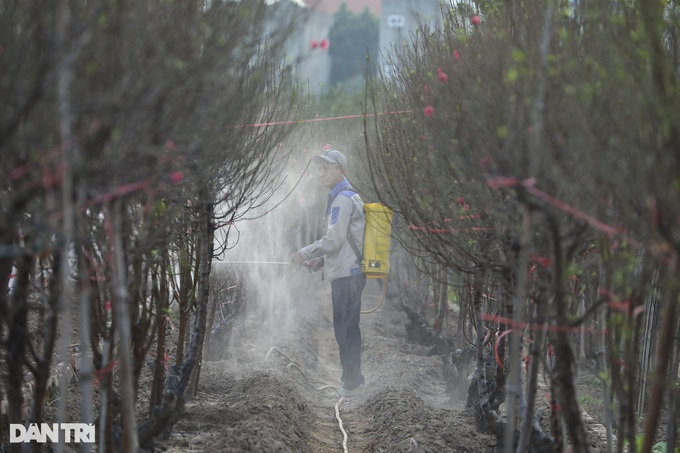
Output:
[378,0,443,78]
[278,0,382,93]
[278,0,446,92]
[304,0,381,15]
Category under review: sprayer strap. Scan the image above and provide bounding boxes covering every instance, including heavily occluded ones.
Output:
[328,187,363,263]
[347,231,363,262]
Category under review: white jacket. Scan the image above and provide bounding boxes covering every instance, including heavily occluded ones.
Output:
[299,179,365,281]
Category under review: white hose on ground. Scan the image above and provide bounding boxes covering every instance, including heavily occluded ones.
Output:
[335,396,348,453]
[266,347,338,393]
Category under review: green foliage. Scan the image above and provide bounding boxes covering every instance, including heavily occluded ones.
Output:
[328,4,379,89]
[316,85,367,118]
[625,435,675,453]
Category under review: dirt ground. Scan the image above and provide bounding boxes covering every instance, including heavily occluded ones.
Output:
[156,274,500,453]
[153,271,619,453]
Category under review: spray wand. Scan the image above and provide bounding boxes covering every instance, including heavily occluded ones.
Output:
[216,260,316,271]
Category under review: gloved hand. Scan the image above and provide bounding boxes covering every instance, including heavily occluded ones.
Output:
[290,251,304,268]
[305,257,323,272]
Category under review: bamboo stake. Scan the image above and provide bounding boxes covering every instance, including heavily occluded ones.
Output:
[598,266,614,453]
[642,255,679,453]
[665,323,680,453]
[637,266,660,417]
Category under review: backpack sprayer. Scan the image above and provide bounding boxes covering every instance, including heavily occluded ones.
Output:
[361,203,393,277]
[357,203,393,314]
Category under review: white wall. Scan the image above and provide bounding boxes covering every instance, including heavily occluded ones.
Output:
[378,0,442,77]
[291,9,333,93]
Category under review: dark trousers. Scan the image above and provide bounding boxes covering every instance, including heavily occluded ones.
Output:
[331,274,366,389]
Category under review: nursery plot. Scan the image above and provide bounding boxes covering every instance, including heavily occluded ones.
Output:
[156,274,613,452]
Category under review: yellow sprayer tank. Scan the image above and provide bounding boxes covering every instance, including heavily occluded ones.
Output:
[362,203,393,278]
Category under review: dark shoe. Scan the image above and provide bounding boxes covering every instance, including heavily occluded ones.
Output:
[340,376,364,389]
[337,383,364,397]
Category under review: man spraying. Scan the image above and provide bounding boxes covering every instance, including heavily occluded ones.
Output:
[291,149,366,394]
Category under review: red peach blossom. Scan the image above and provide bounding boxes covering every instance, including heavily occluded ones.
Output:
[170,171,184,183]
[471,15,481,25]
[320,39,329,49]
[423,106,435,117]
[453,49,461,60]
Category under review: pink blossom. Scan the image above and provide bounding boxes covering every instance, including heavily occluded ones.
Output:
[423,106,435,118]
[170,171,184,184]
[471,15,481,25]
[310,40,318,49]
[320,39,329,50]
[164,139,176,150]
[453,49,461,60]
[437,67,448,83]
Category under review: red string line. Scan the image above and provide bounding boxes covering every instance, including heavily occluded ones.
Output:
[487,176,642,247]
[408,226,492,233]
[494,329,513,369]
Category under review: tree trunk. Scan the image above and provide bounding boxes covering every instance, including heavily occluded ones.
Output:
[7,252,32,453]
[29,250,59,429]
[549,218,590,452]
[150,253,169,411]
[471,271,505,439]
[204,283,218,359]
[109,199,139,452]
[433,268,448,334]
[517,285,546,453]
[505,207,532,453]
[0,226,13,349]
[137,188,215,448]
